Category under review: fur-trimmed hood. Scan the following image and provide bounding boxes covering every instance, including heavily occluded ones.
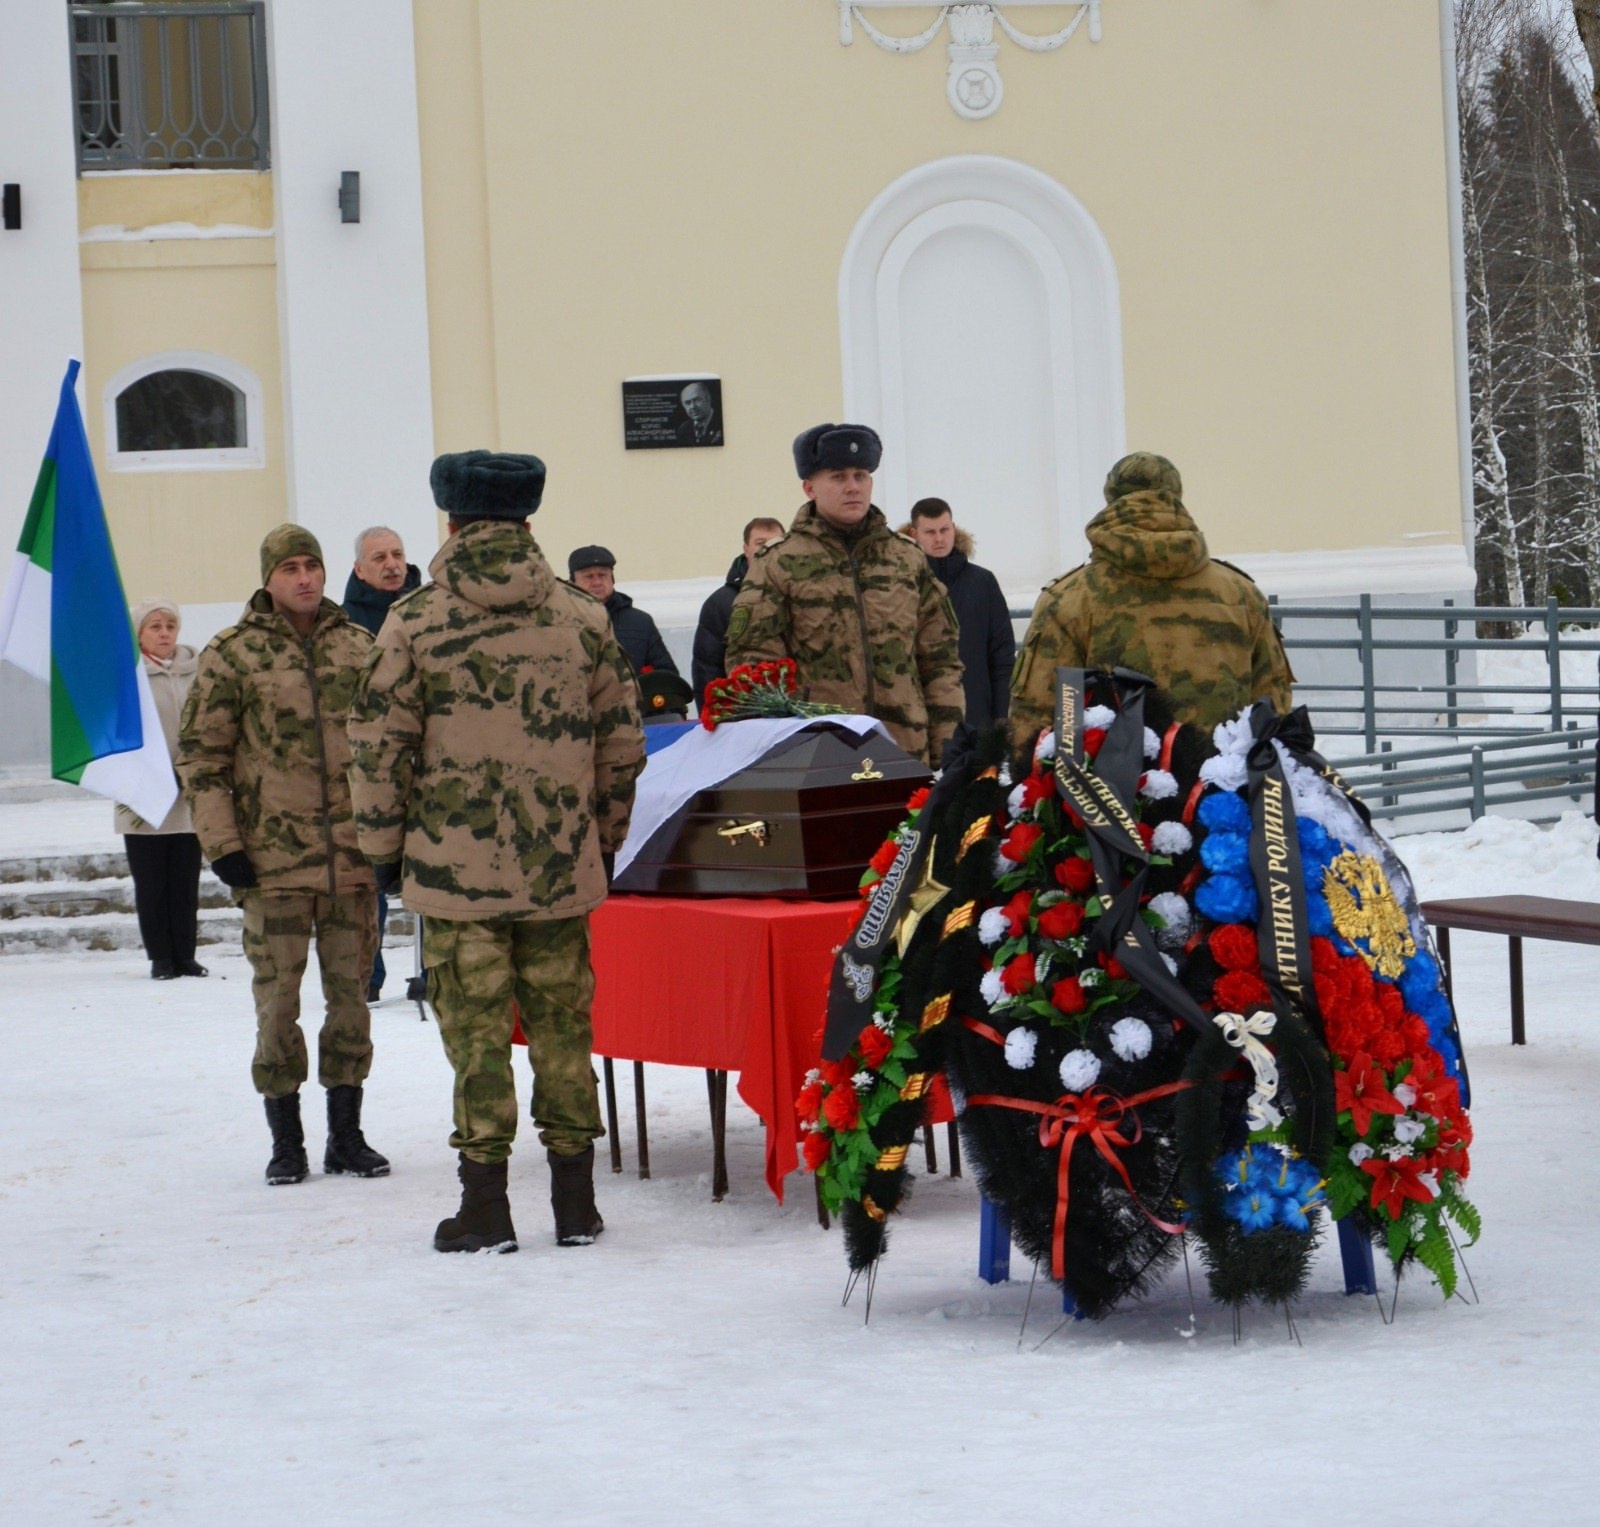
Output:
[897,521,975,558]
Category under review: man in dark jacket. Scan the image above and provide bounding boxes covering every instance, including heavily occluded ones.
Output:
[691,516,784,704]
[342,526,423,637]
[906,498,1016,728]
[342,526,423,1001]
[568,546,679,680]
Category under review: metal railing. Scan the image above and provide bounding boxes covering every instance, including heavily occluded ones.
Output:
[1331,726,1596,826]
[69,2,269,171]
[1270,595,1600,750]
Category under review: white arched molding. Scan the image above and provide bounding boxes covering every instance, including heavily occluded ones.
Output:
[840,155,1124,580]
[103,350,265,472]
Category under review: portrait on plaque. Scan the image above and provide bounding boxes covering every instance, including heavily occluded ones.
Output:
[622,376,724,450]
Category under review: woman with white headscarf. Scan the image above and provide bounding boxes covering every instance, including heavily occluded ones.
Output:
[117,598,205,979]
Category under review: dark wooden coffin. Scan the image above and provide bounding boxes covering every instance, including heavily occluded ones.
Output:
[613,722,932,899]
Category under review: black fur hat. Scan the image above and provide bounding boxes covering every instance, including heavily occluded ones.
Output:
[792,422,883,479]
[430,451,547,519]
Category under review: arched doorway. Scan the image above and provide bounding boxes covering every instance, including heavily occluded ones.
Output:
[840,156,1125,589]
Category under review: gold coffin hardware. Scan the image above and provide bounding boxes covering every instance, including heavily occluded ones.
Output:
[716,818,770,846]
[851,758,884,782]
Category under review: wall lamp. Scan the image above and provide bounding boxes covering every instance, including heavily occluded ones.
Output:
[338,171,360,224]
[2,184,20,231]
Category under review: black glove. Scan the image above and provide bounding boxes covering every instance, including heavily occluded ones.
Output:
[211,851,257,890]
[371,858,403,895]
[601,851,615,888]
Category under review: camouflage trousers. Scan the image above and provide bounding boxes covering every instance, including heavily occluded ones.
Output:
[423,913,602,1165]
[241,890,377,1098]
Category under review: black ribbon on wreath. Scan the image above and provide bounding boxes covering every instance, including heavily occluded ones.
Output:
[1050,667,1213,1033]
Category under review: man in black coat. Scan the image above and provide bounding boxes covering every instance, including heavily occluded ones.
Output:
[906,497,1016,728]
[691,516,785,704]
[341,525,423,1001]
[568,546,680,679]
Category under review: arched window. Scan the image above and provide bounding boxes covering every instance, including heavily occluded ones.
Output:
[104,351,264,471]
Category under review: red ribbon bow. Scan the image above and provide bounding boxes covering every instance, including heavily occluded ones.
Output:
[967,1082,1192,1281]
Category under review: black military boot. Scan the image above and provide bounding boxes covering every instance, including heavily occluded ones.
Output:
[548,1146,604,1246]
[263,1092,309,1186]
[434,1154,518,1253]
[323,1085,391,1178]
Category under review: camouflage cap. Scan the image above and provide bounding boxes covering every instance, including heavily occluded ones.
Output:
[1103,453,1183,505]
[259,524,325,584]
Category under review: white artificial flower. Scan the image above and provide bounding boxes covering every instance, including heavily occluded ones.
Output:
[1007,782,1030,819]
[978,906,1011,948]
[1108,1016,1153,1062]
[1139,769,1178,801]
[1383,1143,1413,1161]
[1161,952,1179,975]
[1393,1115,1426,1144]
[1147,891,1191,948]
[1084,704,1117,731]
[872,1012,894,1032]
[1034,729,1057,761]
[1199,753,1249,792]
[1393,1082,1417,1107]
[1348,1142,1374,1165]
[1143,726,1162,761]
[997,763,1013,788]
[1417,1172,1440,1198]
[804,1068,822,1087]
[994,845,1013,878]
[1078,967,1104,989]
[1150,821,1193,856]
[1059,1048,1102,1092]
[852,1071,875,1093]
[979,969,1007,1008]
[1004,1027,1039,1070]
[1212,712,1254,757]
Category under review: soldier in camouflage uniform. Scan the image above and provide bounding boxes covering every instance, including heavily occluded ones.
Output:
[723,423,964,765]
[1010,453,1295,743]
[177,526,389,1188]
[348,451,644,1254]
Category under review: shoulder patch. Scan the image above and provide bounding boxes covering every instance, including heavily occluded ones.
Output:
[1041,562,1088,592]
[753,534,786,556]
[725,605,752,646]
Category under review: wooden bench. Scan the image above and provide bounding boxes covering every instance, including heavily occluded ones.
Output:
[1421,895,1600,1045]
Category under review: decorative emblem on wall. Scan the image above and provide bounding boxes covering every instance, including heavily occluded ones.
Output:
[837,2,1102,121]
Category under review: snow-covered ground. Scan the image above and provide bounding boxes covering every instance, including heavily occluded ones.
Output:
[3,803,1599,1524]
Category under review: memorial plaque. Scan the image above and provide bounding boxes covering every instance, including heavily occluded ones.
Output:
[622,376,724,450]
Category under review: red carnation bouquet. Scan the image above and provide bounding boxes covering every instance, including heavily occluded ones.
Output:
[699,658,845,730]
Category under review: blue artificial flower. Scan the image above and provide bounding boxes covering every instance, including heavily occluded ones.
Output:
[1295,818,1339,869]
[1306,896,1334,937]
[1199,832,1251,875]
[1194,872,1259,925]
[1229,1192,1280,1234]
[1198,791,1251,835]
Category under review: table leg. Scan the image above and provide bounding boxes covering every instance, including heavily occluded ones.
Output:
[815,1173,830,1230]
[602,1057,622,1174]
[633,1062,651,1179]
[1436,926,1454,1009]
[978,1196,1011,1284]
[705,1068,729,1202]
[923,1122,938,1174]
[946,1120,962,1178]
[1509,935,1525,1045]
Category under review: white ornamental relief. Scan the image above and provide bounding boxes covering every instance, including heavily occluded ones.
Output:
[837,2,1102,122]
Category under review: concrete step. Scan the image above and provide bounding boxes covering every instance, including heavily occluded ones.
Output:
[1,906,417,954]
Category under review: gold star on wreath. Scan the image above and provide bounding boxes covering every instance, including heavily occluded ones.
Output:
[894,853,950,958]
[1324,850,1416,979]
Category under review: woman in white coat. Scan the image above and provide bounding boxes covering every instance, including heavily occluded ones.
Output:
[117,598,205,979]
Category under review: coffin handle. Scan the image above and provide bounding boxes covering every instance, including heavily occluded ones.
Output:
[716,818,770,847]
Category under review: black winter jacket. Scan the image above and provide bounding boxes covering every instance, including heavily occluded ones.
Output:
[341,564,423,637]
[691,554,746,703]
[926,545,1016,726]
[604,590,678,678]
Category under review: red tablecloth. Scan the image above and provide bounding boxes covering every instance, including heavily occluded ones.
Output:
[589,894,856,1202]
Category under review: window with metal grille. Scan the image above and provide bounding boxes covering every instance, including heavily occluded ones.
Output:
[69,1,270,172]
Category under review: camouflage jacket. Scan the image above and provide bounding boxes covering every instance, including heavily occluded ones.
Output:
[723,504,965,763]
[177,595,374,894]
[1010,491,1295,742]
[347,521,645,922]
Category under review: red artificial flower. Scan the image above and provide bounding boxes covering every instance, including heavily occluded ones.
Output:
[1335,1052,1405,1137]
[857,1024,893,1069]
[869,837,900,878]
[1361,1155,1434,1219]
[1208,924,1259,972]
[1370,1028,1406,1067]
[1083,728,1107,758]
[1002,888,1035,938]
[1018,771,1054,810]
[803,1131,832,1170]
[822,1085,861,1132]
[1036,900,1085,941]
[1408,1058,1461,1121]
[1214,969,1272,1012]
[1099,952,1129,982]
[795,1080,824,1125]
[1055,856,1096,894]
[1001,952,1037,995]
[1051,976,1087,1015]
[1000,822,1044,863]
[906,786,931,813]
[823,1056,856,1090]
[1136,822,1154,849]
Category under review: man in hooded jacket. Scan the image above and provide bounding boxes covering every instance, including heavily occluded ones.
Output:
[1010,452,1294,744]
[349,453,645,1254]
